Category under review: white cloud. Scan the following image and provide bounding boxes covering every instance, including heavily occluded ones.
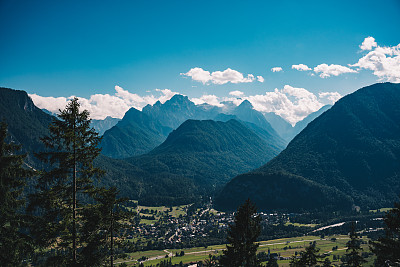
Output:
[319,92,342,103]
[360,36,377,51]
[30,84,342,126]
[29,94,69,114]
[181,67,258,84]
[352,42,400,82]
[155,89,179,103]
[292,64,311,71]
[246,85,323,125]
[229,90,244,97]
[29,86,178,120]
[271,67,283,72]
[181,67,211,84]
[257,75,264,82]
[191,95,224,107]
[212,69,255,84]
[188,85,341,125]
[314,63,357,78]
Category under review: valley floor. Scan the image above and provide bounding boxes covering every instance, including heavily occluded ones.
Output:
[115,234,375,266]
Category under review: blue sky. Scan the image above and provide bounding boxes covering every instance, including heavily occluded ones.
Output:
[1,0,399,123]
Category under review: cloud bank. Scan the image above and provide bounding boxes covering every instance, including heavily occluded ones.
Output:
[314,63,357,78]
[352,39,400,82]
[29,86,178,120]
[292,64,311,71]
[181,67,260,84]
[30,84,341,125]
[194,85,342,125]
[291,37,399,82]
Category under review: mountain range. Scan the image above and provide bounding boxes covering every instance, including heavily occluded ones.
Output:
[3,83,399,211]
[98,118,284,205]
[215,82,400,212]
[0,87,284,205]
[100,94,286,158]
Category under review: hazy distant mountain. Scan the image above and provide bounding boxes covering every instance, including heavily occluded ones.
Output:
[102,95,285,159]
[41,108,58,117]
[263,105,332,142]
[216,83,400,212]
[214,113,286,151]
[91,116,120,135]
[291,105,332,138]
[100,107,171,158]
[263,112,293,139]
[232,100,277,134]
[142,94,214,129]
[229,100,287,148]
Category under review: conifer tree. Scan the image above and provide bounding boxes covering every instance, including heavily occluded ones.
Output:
[290,242,320,267]
[0,122,33,265]
[370,201,400,265]
[80,186,131,266]
[28,98,105,265]
[219,198,261,267]
[322,258,331,267]
[344,222,365,266]
[266,257,279,267]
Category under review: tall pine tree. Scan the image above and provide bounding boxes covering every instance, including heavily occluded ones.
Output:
[219,199,261,267]
[344,222,365,267]
[370,201,400,265]
[79,186,132,266]
[27,98,105,265]
[290,242,320,267]
[0,122,33,266]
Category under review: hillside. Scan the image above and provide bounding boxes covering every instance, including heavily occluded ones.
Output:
[216,83,400,212]
[264,105,332,142]
[102,94,285,158]
[0,87,53,164]
[91,116,120,135]
[119,119,283,205]
[100,107,171,158]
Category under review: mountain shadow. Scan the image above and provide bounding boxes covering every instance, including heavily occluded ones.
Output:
[216,83,400,212]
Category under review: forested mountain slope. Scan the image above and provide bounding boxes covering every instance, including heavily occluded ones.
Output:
[120,119,282,205]
[0,87,52,165]
[216,83,400,212]
[100,107,171,158]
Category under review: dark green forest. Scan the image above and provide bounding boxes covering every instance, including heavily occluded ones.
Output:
[216,83,400,212]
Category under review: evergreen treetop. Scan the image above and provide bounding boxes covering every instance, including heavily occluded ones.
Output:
[345,222,365,267]
[27,98,115,266]
[219,198,261,267]
[0,122,34,266]
[371,201,400,266]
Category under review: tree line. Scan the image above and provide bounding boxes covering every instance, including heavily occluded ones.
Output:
[0,98,133,266]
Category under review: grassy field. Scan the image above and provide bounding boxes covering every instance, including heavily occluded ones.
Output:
[284,221,318,228]
[114,234,374,266]
[135,204,189,225]
[369,207,392,213]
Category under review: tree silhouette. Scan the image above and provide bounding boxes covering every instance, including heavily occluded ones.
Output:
[344,222,365,266]
[28,98,105,265]
[371,201,400,265]
[219,199,261,267]
[0,122,33,265]
[290,242,320,267]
